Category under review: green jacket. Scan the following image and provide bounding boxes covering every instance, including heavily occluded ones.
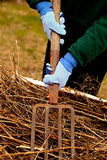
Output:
[26,0,107,67]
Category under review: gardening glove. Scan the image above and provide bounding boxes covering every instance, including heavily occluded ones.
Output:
[36,1,66,44]
[43,53,78,89]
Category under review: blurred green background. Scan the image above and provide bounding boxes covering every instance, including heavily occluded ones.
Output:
[0,0,47,79]
[0,0,107,99]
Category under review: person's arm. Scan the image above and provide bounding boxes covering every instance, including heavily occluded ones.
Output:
[43,14,107,90]
[26,0,50,9]
[69,14,107,67]
[26,0,66,44]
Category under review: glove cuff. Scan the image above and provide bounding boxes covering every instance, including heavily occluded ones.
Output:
[60,52,77,73]
[36,1,52,16]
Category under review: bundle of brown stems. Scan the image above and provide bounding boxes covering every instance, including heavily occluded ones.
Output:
[0,62,107,160]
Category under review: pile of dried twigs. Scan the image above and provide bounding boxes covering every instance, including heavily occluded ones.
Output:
[0,62,107,160]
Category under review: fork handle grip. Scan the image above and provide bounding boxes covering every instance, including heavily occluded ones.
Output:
[49,0,61,104]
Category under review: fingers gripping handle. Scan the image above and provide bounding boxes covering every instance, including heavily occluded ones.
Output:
[49,0,61,104]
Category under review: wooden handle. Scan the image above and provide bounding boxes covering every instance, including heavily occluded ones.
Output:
[49,0,61,104]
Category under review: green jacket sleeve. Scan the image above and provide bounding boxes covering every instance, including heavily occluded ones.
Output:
[69,14,107,67]
[26,0,50,8]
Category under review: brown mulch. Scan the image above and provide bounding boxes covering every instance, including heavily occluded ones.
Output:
[0,63,107,160]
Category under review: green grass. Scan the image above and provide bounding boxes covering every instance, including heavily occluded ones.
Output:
[0,1,107,99]
[0,1,47,80]
[97,73,107,99]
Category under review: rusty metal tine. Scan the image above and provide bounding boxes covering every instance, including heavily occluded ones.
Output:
[31,104,75,159]
[31,105,36,160]
[71,107,75,159]
[45,106,49,160]
[58,106,62,158]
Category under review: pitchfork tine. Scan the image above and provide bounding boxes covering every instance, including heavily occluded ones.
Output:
[45,107,49,160]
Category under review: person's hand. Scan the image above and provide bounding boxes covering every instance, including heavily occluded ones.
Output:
[36,1,66,44]
[43,53,78,89]
[41,11,66,44]
[43,61,71,89]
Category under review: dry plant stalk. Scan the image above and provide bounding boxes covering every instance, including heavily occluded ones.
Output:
[0,62,107,160]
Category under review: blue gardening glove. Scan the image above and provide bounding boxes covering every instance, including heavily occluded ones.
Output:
[43,53,78,89]
[36,1,66,44]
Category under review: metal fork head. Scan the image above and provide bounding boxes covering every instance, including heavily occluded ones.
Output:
[31,104,75,160]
